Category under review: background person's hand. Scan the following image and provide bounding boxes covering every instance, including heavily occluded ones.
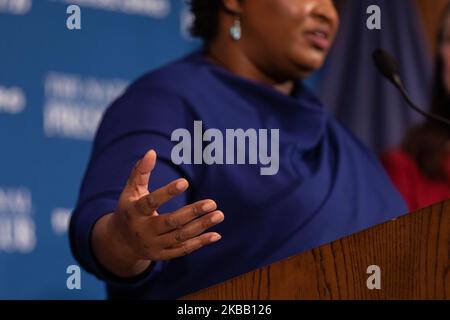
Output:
[92,150,224,278]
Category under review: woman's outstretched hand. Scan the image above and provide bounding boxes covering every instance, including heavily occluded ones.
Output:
[91,150,224,278]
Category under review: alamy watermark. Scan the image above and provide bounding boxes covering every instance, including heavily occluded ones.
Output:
[66,5,81,30]
[367,5,381,30]
[171,121,279,176]
[66,265,81,290]
[366,265,381,290]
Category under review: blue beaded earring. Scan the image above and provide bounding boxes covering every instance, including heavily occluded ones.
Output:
[230,16,242,41]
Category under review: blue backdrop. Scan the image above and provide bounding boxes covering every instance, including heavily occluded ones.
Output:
[0,0,431,299]
[0,0,198,299]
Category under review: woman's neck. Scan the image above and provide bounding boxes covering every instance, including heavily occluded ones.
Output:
[206,41,295,96]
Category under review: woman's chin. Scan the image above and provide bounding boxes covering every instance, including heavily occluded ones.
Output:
[290,58,325,77]
[290,50,327,72]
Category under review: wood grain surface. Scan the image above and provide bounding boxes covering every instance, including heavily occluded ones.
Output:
[182,200,449,300]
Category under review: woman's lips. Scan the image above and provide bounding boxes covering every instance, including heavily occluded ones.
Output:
[304,30,331,51]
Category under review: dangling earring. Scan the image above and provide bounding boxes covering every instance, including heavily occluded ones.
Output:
[230,16,242,41]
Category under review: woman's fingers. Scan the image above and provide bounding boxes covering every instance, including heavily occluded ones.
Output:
[116,148,224,263]
[159,232,222,260]
[133,178,189,216]
[125,149,157,196]
[157,210,224,247]
[152,199,218,234]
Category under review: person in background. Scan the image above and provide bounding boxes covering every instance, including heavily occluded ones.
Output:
[381,3,450,211]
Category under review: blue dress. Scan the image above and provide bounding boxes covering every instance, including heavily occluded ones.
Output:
[69,51,407,299]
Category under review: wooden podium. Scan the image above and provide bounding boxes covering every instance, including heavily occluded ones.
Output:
[183,200,449,300]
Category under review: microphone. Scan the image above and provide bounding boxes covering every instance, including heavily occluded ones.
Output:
[372,48,450,126]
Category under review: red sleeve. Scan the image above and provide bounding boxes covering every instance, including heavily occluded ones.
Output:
[380,149,419,211]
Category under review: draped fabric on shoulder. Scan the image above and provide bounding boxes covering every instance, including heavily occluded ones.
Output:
[70,51,407,299]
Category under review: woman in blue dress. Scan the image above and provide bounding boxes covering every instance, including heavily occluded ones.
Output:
[70,0,407,299]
